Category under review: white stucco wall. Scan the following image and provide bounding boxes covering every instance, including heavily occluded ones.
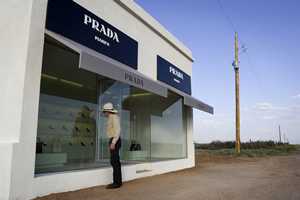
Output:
[0,0,195,199]
[0,0,32,143]
[0,0,41,199]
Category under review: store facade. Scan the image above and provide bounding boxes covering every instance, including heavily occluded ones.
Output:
[0,0,213,199]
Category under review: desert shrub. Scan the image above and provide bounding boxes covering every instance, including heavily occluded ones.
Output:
[195,140,287,150]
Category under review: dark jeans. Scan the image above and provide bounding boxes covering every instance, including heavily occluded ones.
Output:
[109,137,122,185]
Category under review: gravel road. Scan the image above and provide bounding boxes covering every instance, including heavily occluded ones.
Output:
[35,151,300,200]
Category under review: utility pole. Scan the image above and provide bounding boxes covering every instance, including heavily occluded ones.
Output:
[278,125,282,143]
[233,32,241,154]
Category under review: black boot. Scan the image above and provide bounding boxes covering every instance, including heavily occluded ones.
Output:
[106,183,122,189]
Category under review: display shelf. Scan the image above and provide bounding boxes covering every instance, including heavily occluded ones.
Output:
[38,115,96,124]
[38,117,96,135]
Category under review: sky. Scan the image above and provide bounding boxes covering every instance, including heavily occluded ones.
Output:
[135,0,300,144]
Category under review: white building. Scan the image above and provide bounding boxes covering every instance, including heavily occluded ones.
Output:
[0,0,213,199]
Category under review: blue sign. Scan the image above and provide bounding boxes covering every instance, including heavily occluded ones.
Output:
[157,56,191,95]
[46,0,138,69]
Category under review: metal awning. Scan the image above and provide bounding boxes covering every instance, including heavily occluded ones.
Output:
[79,52,168,97]
[45,30,213,114]
[46,30,167,98]
[184,95,214,114]
[156,80,214,114]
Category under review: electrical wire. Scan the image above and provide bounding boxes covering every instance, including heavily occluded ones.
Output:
[216,0,237,33]
[216,0,267,99]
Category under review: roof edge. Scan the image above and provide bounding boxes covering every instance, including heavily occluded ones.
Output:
[114,0,194,62]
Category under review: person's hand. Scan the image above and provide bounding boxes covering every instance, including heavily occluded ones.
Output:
[110,143,116,150]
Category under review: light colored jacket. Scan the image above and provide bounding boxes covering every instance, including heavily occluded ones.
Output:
[106,114,120,144]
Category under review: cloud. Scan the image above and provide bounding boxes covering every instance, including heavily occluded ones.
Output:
[194,101,300,144]
[261,115,277,120]
[292,94,300,99]
[253,102,288,113]
[249,101,300,123]
[253,102,273,111]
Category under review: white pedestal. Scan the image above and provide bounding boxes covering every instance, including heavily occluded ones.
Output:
[126,151,148,160]
[36,153,67,169]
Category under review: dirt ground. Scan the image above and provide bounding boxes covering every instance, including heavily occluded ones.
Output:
[35,151,300,200]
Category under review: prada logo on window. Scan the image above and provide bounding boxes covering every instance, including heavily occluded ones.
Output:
[124,72,144,87]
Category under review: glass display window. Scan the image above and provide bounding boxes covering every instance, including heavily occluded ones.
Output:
[35,35,187,174]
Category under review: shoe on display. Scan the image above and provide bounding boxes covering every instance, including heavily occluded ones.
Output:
[49,125,55,130]
[62,125,68,131]
[41,107,47,114]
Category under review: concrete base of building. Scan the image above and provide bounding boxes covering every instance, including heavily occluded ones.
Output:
[32,158,194,199]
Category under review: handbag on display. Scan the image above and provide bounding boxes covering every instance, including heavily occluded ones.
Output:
[130,141,142,151]
[36,137,44,153]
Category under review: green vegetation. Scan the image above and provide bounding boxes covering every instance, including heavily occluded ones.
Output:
[195,141,300,157]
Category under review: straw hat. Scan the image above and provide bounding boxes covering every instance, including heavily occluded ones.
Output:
[102,102,118,113]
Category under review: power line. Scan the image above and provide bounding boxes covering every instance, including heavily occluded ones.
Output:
[216,0,275,142]
[216,0,267,99]
[216,0,237,33]
[216,0,246,50]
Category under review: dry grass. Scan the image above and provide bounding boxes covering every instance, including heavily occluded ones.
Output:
[196,144,300,158]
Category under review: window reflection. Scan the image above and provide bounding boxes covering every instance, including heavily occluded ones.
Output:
[35,36,98,174]
[150,94,187,160]
[35,35,187,174]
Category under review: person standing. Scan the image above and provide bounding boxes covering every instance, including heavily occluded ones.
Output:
[102,102,122,189]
